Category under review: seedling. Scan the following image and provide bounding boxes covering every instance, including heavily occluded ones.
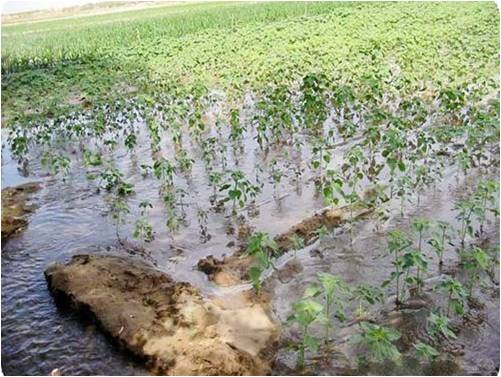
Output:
[220,170,259,214]
[341,145,366,245]
[454,196,481,251]
[474,179,499,234]
[437,277,466,317]
[314,225,329,240]
[410,218,431,293]
[401,249,428,298]
[208,170,223,201]
[99,168,134,196]
[110,197,130,242]
[305,273,349,344]
[153,157,176,186]
[124,132,137,152]
[197,208,211,243]
[461,246,493,298]
[229,108,245,143]
[427,220,450,269]
[354,322,401,363]
[175,149,194,175]
[246,232,278,294]
[300,72,329,131]
[427,312,456,340]
[133,200,154,243]
[382,229,412,305]
[286,298,323,369]
[83,149,102,167]
[413,342,440,362]
[41,152,71,177]
[269,160,284,199]
[351,284,384,320]
[288,233,305,258]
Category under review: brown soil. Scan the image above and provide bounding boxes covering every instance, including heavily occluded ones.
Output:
[1,182,41,241]
[45,254,278,375]
[198,203,372,286]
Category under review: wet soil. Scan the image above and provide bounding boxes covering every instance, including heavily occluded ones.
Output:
[198,203,372,286]
[1,181,41,241]
[45,254,277,375]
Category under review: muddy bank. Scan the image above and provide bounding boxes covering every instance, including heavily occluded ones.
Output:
[198,204,372,286]
[1,182,41,241]
[45,254,278,375]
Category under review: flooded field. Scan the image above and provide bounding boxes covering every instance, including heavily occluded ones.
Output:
[1,2,499,376]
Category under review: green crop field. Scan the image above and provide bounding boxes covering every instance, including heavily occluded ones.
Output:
[1,2,500,376]
[2,2,498,126]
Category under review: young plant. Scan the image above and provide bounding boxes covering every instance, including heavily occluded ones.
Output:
[381,125,407,198]
[175,149,194,175]
[401,249,428,298]
[246,232,278,294]
[474,179,500,234]
[427,220,450,268]
[83,149,102,167]
[110,197,130,242]
[133,200,154,243]
[454,197,481,251]
[413,342,440,362]
[269,160,284,199]
[437,277,467,317]
[305,273,349,344]
[220,170,259,214]
[153,157,176,187]
[341,145,366,245]
[427,312,456,340]
[208,170,223,202]
[382,229,412,305]
[100,167,134,196]
[461,246,493,298]
[314,225,329,241]
[288,233,305,258]
[286,298,323,369]
[410,218,431,293]
[351,284,384,320]
[354,322,401,363]
[197,208,210,243]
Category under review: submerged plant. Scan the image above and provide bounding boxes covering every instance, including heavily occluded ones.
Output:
[110,197,130,242]
[133,200,154,243]
[197,208,210,243]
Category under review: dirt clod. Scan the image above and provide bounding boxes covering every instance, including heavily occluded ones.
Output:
[1,182,41,241]
[45,254,277,375]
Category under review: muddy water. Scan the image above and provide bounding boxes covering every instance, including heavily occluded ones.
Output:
[1,105,499,376]
[0,115,328,375]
